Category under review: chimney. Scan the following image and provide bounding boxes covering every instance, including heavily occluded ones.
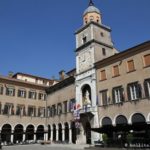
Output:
[8,71,14,78]
[59,70,65,80]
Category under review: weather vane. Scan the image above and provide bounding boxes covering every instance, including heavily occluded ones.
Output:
[89,0,94,6]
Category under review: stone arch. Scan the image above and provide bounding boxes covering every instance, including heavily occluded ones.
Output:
[101,117,112,126]
[26,124,34,141]
[24,123,35,129]
[131,113,146,124]
[52,124,56,141]
[129,112,146,124]
[116,115,128,125]
[64,122,69,143]
[58,123,62,141]
[113,114,128,126]
[1,124,12,143]
[36,125,44,140]
[14,124,24,143]
[47,124,51,140]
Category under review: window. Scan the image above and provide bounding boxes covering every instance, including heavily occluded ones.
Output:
[144,79,150,98]
[18,89,26,98]
[113,65,120,77]
[28,91,36,99]
[82,36,87,44]
[28,106,36,117]
[100,70,106,81]
[0,85,3,95]
[97,16,99,23]
[38,93,46,100]
[100,32,104,37]
[102,48,106,56]
[127,60,135,72]
[144,54,150,67]
[6,87,15,96]
[16,105,21,116]
[112,86,124,104]
[127,82,142,101]
[90,16,94,21]
[85,18,88,24]
[63,101,68,114]
[100,90,109,106]
[57,103,62,115]
[52,105,56,117]
[47,106,51,117]
[0,103,1,114]
[3,103,14,115]
[16,105,25,116]
[38,107,45,117]
[69,99,76,112]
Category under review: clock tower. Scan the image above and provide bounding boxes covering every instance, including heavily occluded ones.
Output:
[75,0,118,144]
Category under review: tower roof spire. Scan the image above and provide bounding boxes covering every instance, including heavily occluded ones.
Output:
[89,0,94,6]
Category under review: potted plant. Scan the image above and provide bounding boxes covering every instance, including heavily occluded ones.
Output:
[126,133,134,147]
[102,133,108,147]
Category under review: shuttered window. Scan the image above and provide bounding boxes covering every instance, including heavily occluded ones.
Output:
[112,86,124,104]
[127,60,135,72]
[0,85,3,95]
[100,70,106,81]
[6,87,15,96]
[144,79,150,98]
[127,82,142,101]
[144,54,150,67]
[113,65,120,77]
[100,90,108,105]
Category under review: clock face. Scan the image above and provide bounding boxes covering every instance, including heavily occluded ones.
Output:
[79,51,92,72]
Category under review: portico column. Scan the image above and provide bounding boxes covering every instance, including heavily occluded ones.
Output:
[56,127,58,141]
[44,133,48,141]
[23,130,26,142]
[11,129,14,143]
[44,126,48,141]
[34,127,37,141]
[51,129,53,141]
[69,128,72,143]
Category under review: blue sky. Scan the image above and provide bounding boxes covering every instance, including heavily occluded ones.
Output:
[0,0,150,79]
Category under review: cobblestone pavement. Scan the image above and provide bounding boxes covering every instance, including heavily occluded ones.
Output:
[2,144,89,150]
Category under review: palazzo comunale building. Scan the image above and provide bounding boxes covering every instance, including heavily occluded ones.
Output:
[0,0,150,147]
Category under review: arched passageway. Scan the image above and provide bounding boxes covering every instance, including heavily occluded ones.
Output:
[53,124,56,141]
[26,125,34,141]
[14,124,23,143]
[71,122,76,144]
[1,124,11,143]
[48,125,51,140]
[36,125,44,140]
[58,123,62,141]
[64,122,69,143]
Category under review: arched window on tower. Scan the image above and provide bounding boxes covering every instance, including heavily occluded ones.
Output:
[85,18,88,24]
[96,16,99,23]
[90,16,94,21]
[82,36,87,44]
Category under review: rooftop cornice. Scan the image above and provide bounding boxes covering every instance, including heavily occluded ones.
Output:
[75,21,111,35]
[46,76,75,94]
[75,39,113,52]
[95,40,150,69]
[0,75,48,90]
